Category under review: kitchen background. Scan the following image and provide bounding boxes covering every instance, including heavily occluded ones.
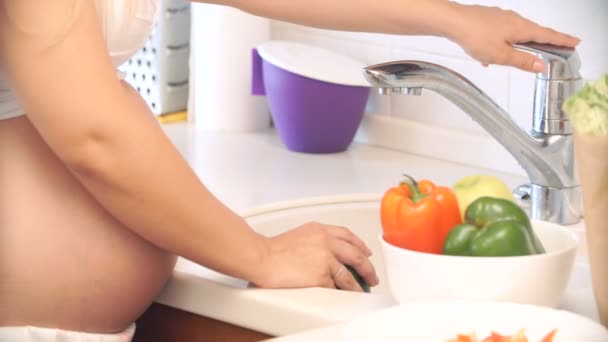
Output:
[269,0,607,176]
[125,0,607,177]
[271,0,607,133]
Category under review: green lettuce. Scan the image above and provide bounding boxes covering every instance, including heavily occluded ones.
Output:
[563,75,608,136]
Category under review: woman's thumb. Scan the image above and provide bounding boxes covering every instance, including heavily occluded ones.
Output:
[509,49,545,73]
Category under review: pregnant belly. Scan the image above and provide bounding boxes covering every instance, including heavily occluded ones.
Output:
[0,116,177,333]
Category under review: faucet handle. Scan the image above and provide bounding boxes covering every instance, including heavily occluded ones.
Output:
[513,42,581,80]
[514,43,583,135]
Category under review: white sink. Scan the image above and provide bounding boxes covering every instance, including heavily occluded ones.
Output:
[156,194,596,337]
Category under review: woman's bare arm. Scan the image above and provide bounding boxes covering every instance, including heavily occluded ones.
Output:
[0,0,376,291]
[0,0,267,283]
[201,0,453,35]
[195,0,580,72]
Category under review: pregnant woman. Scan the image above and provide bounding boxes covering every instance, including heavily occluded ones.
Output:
[0,0,578,341]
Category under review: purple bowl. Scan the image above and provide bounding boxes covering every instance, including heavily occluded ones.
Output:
[252,49,370,153]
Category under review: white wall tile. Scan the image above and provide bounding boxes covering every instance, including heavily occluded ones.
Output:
[390,35,468,60]
[365,91,391,116]
[508,69,536,131]
[388,89,487,134]
[271,21,392,65]
[387,48,510,134]
[454,0,513,5]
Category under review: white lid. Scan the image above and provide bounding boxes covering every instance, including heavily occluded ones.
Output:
[256,41,370,87]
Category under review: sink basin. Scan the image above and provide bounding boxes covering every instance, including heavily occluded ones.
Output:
[156,194,597,337]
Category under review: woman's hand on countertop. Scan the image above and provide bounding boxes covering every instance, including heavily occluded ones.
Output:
[251,222,379,292]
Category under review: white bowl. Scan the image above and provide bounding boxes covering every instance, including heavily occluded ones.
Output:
[379,220,579,307]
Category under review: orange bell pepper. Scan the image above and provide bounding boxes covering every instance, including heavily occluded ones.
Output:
[380,175,462,254]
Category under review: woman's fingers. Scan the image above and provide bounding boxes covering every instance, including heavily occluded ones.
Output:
[330,261,363,292]
[506,48,545,73]
[322,224,378,288]
[329,238,378,287]
[501,18,580,73]
[325,224,372,256]
[525,24,580,47]
[322,273,336,289]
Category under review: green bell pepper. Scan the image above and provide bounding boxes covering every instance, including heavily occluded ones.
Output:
[442,197,545,256]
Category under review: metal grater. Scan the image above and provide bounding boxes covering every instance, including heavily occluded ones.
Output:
[119,0,191,116]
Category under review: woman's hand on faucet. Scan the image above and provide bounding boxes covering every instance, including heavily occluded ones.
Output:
[205,1,579,73]
[445,4,580,73]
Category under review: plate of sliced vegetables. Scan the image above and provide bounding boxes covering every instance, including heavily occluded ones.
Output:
[343,301,608,342]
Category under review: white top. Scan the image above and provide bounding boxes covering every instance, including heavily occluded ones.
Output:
[256,40,370,87]
[0,0,159,120]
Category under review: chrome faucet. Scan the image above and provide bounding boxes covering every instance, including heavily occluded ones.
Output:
[363,43,583,225]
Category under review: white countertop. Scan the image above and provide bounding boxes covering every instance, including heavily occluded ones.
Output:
[162,123,527,214]
[158,123,594,338]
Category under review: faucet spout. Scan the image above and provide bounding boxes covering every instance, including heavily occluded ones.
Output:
[363,60,582,225]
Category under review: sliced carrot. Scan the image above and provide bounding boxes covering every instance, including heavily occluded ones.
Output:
[540,329,558,342]
[447,328,555,342]
[481,331,509,342]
